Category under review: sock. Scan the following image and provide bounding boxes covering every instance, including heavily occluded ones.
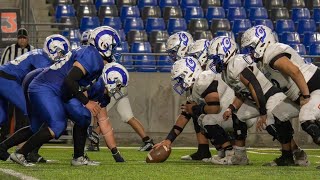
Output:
[111,147,118,154]
[73,124,87,159]
[198,144,210,153]
[281,150,293,158]
[16,127,52,156]
[0,126,33,150]
[142,136,150,142]
[29,145,42,155]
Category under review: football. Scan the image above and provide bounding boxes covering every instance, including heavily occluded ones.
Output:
[146,145,171,163]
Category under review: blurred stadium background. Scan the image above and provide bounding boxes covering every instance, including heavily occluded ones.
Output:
[0,0,320,148]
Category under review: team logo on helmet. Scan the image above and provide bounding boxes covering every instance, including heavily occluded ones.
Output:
[221,37,231,53]
[255,26,267,42]
[105,66,128,85]
[204,40,210,50]
[178,32,189,46]
[185,57,196,71]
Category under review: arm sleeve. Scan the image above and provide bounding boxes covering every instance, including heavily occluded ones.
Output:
[63,66,89,105]
[241,67,267,115]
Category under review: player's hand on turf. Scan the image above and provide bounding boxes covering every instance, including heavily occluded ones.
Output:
[153,140,171,150]
[223,108,232,121]
[85,100,101,116]
[299,96,310,107]
[256,114,267,132]
[181,102,196,114]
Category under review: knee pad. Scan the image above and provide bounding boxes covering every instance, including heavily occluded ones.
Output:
[274,118,294,144]
[203,125,229,146]
[192,115,201,133]
[301,121,320,145]
[265,124,277,141]
[232,114,247,140]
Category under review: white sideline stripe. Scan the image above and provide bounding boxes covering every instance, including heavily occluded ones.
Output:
[0,168,38,180]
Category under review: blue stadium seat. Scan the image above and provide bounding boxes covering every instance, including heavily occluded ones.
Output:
[145,18,166,33]
[227,7,247,22]
[313,8,320,24]
[297,19,316,35]
[80,16,100,32]
[131,42,156,72]
[244,0,263,9]
[248,7,268,21]
[115,41,134,71]
[55,4,76,22]
[167,18,187,35]
[206,6,225,25]
[137,0,158,9]
[62,29,81,41]
[253,19,274,30]
[184,7,204,23]
[70,41,81,50]
[309,44,320,55]
[275,19,295,35]
[102,17,122,29]
[280,32,301,44]
[232,19,252,36]
[180,0,200,10]
[120,6,140,23]
[222,0,242,9]
[95,0,115,10]
[123,17,144,33]
[215,31,236,40]
[290,43,306,55]
[118,29,126,41]
[302,32,320,47]
[159,0,179,9]
[291,8,311,23]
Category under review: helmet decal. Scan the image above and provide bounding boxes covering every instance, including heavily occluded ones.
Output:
[94,29,120,52]
[105,66,128,85]
[185,57,196,71]
[178,32,189,46]
[46,37,68,54]
[221,37,231,53]
[204,40,210,50]
[255,26,266,43]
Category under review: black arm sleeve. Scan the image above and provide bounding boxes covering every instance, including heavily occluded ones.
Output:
[269,53,291,70]
[201,80,218,98]
[63,66,89,105]
[241,68,267,115]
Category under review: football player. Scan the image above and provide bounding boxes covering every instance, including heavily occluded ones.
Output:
[0,34,70,162]
[6,26,120,167]
[208,36,308,166]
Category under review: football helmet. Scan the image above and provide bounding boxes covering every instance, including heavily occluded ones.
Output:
[188,39,210,67]
[43,34,71,61]
[171,56,202,95]
[81,29,92,45]
[166,31,194,62]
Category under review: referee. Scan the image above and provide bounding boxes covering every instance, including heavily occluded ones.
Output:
[0,28,34,142]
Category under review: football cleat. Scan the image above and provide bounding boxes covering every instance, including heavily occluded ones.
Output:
[209,150,249,165]
[202,149,225,163]
[138,139,154,151]
[87,140,100,151]
[263,155,295,166]
[112,151,125,162]
[71,155,100,166]
[10,152,35,167]
[181,151,211,161]
[26,152,53,163]
[293,148,310,166]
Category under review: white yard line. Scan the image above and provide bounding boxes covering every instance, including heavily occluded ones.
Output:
[0,168,38,180]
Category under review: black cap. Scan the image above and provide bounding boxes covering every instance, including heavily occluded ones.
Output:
[17,28,28,38]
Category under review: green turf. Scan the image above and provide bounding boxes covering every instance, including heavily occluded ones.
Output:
[0,147,319,180]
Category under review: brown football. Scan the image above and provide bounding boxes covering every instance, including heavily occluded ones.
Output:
[146,145,171,163]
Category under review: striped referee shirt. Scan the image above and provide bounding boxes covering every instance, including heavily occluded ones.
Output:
[0,43,35,65]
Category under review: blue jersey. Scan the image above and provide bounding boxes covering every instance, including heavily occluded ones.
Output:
[87,77,110,107]
[0,49,52,84]
[29,46,104,97]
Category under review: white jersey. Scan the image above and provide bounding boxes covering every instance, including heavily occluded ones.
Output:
[262,43,318,101]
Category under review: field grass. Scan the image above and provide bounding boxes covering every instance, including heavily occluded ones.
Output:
[0,146,320,180]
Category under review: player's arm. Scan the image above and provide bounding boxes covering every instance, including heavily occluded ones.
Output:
[223,95,244,120]
[271,55,310,104]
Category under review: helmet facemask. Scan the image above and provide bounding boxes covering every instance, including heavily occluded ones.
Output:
[172,73,191,95]
[208,54,226,73]
[106,77,127,100]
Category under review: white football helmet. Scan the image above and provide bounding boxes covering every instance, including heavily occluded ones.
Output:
[102,62,129,100]
[207,36,238,73]
[171,56,202,95]
[166,31,194,62]
[241,25,276,59]
[88,26,121,61]
[80,29,92,45]
[43,34,71,61]
[188,39,210,68]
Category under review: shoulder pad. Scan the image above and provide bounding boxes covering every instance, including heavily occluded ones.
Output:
[227,54,253,80]
[263,43,290,65]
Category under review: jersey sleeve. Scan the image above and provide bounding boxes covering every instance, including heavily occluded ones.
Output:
[195,71,219,99]
[227,54,253,81]
[74,46,104,75]
[263,43,291,69]
[33,51,53,68]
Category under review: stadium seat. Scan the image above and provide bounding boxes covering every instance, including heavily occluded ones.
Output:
[137,0,158,9]
[305,0,320,10]
[180,0,200,10]
[70,41,81,50]
[201,0,221,10]
[184,7,204,24]
[116,0,137,9]
[269,7,289,21]
[77,5,97,21]
[297,19,316,35]
[244,0,263,9]
[290,43,306,55]
[79,16,100,32]
[279,32,301,44]
[58,17,78,30]
[188,18,209,35]
[214,30,236,40]
[253,19,274,30]
[149,30,169,45]
[53,0,72,8]
[302,32,320,47]
[74,0,94,11]
[313,8,320,24]
[309,44,320,55]
[145,18,166,33]
[131,42,157,72]
[205,6,225,25]
[159,0,179,9]
[98,5,118,21]
[210,18,231,34]
[141,6,162,21]
[167,18,187,35]
[55,4,76,22]
[265,0,284,10]
[193,31,213,40]
[123,17,144,33]
[163,6,183,22]
[63,29,81,41]
[127,30,148,44]
[286,0,305,10]
[227,7,247,22]
[232,19,252,36]
[118,29,126,41]
[102,17,122,29]
[248,7,268,21]
[275,19,295,35]
[95,0,115,10]
[291,8,310,23]
[152,42,171,72]
[222,0,242,9]
[115,41,134,71]
[120,6,140,23]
